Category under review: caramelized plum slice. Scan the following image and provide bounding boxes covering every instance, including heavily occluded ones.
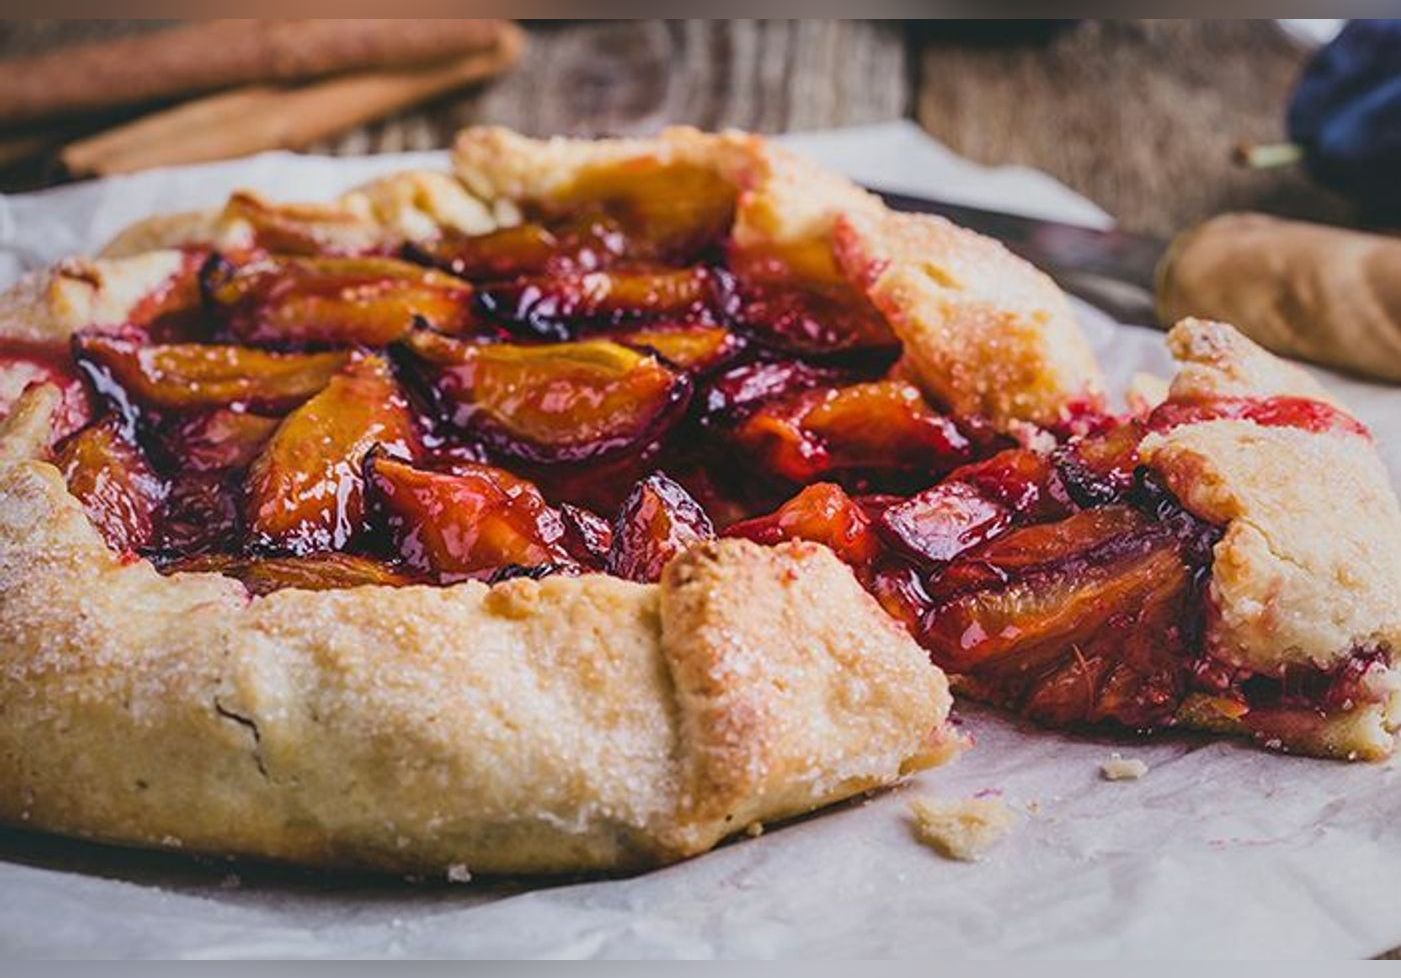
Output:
[610,324,743,373]
[404,331,688,463]
[559,502,614,568]
[916,505,1212,728]
[150,473,241,556]
[698,358,849,428]
[413,223,562,280]
[728,274,899,358]
[74,334,349,416]
[245,355,416,553]
[877,481,1011,568]
[155,409,280,473]
[724,482,881,569]
[475,267,718,338]
[548,160,736,263]
[164,551,416,595]
[606,472,715,583]
[949,448,1073,523]
[729,380,971,484]
[0,339,93,443]
[1054,420,1147,509]
[365,452,571,579]
[202,254,475,346]
[411,215,627,280]
[55,417,165,554]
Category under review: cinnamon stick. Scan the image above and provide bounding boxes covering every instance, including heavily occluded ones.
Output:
[60,24,524,178]
[0,19,513,126]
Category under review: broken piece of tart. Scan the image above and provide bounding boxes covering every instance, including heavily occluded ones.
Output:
[731,318,1401,760]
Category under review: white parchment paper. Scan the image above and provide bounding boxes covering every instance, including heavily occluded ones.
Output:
[1,122,1398,960]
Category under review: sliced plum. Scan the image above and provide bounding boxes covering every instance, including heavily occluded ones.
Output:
[364,451,571,580]
[202,253,475,346]
[410,215,628,280]
[245,355,416,553]
[698,358,850,429]
[914,504,1218,728]
[149,473,242,556]
[163,551,417,595]
[558,501,614,568]
[727,380,971,484]
[727,272,899,359]
[547,160,736,263]
[74,333,349,417]
[1054,419,1147,509]
[55,417,165,554]
[403,331,689,464]
[475,266,719,338]
[877,481,1012,568]
[609,324,743,373]
[724,481,881,569]
[154,409,280,473]
[606,472,715,583]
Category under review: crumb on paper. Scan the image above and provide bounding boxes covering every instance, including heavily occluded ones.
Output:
[1024,799,1041,815]
[1100,753,1149,781]
[446,863,472,884]
[909,795,1016,861]
[744,821,764,838]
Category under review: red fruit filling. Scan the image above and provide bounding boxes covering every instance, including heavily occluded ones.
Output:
[8,191,1383,743]
[606,472,715,583]
[0,339,93,444]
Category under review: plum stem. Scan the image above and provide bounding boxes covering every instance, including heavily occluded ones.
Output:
[1231,142,1304,169]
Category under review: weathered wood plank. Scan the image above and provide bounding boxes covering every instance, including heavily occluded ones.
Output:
[915,19,1352,236]
[309,19,908,155]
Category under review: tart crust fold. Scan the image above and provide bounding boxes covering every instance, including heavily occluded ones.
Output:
[0,401,951,872]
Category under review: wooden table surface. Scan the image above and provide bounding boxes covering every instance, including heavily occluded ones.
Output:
[0,18,1391,959]
[0,19,1355,238]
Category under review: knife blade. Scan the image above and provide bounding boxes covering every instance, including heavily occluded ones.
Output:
[869,187,1168,326]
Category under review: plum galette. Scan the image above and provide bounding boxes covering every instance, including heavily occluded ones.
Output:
[0,128,1397,875]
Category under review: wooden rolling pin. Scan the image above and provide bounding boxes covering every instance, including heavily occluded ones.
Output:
[0,20,512,126]
[1157,212,1401,384]
[60,25,524,177]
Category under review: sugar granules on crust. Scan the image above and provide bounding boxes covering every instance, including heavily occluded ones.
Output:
[909,795,1016,861]
[1100,753,1149,781]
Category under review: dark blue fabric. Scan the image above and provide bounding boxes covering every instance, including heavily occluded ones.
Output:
[1288,19,1401,217]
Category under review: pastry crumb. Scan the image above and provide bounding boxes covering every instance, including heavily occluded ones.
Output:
[446,863,472,884]
[909,795,1015,861]
[744,821,764,838]
[1100,753,1149,781]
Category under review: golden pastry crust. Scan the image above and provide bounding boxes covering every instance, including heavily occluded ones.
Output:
[1162,316,1339,406]
[1178,685,1401,762]
[0,251,185,342]
[0,393,952,873]
[831,210,1105,429]
[1141,320,1401,679]
[100,171,515,259]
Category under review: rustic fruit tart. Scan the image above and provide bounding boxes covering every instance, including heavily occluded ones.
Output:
[0,128,1397,875]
